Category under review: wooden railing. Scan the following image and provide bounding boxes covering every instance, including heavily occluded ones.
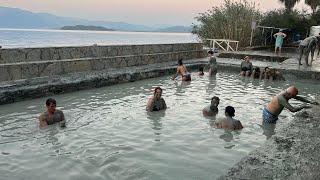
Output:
[206,39,239,52]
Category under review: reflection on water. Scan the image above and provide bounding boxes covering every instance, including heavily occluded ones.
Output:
[0,71,319,180]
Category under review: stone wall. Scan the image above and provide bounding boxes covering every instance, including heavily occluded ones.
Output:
[0,43,205,82]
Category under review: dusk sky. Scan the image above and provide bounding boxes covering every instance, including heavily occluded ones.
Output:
[0,0,310,26]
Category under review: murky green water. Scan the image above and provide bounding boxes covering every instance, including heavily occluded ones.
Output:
[0,72,319,180]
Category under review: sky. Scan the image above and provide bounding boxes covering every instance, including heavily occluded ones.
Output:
[0,0,310,26]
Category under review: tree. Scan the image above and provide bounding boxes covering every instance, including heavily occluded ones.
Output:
[305,0,320,14]
[192,0,261,47]
[278,0,300,12]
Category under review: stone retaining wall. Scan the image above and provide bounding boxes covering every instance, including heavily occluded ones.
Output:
[0,43,205,82]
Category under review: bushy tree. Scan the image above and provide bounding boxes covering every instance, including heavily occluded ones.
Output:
[192,0,261,47]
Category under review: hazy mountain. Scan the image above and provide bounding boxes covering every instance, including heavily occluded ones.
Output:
[61,25,114,31]
[155,26,192,33]
[0,6,191,33]
[0,6,153,31]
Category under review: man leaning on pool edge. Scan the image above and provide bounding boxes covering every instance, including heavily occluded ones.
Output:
[263,86,319,124]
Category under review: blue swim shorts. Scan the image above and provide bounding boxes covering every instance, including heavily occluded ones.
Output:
[262,108,278,123]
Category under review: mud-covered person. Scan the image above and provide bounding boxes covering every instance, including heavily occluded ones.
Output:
[240,56,253,77]
[203,96,220,117]
[263,86,319,123]
[39,98,66,128]
[172,59,191,81]
[146,87,167,112]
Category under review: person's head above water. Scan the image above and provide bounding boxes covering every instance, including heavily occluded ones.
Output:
[285,86,298,98]
[211,96,220,107]
[244,56,250,62]
[154,87,163,100]
[178,58,183,66]
[225,106,235,117]
[46,98,57,114]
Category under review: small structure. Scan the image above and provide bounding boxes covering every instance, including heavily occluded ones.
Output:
[206,39,239,52]
[310,26,320,36]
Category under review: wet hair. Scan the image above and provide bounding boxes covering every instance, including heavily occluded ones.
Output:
[211,96,220,102]
[178,58,183,66]
[154,87,163,95]
[225,106,235,117]
[199,66,204,72]
[46,98,56,106]
[264,66,270,71]
[208,50,214,55]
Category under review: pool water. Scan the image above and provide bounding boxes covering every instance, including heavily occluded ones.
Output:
[0,71,319,180]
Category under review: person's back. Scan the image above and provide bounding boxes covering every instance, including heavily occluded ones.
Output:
[215,106,243,130]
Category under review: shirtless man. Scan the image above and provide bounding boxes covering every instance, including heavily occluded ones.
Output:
[203,96,220,117]
[172,59,191,81]
[298,36,318,66]
[215,106,243,130]
[146,87,167,112]
[263,86,318,123]
[39,98,66,128]
[208,50,217,76]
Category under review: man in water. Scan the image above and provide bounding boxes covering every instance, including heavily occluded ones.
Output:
[208,50,217,76]
[146,87,167,112]
[298,36,318,66]
[203,96,220,116]
[263,86,318,123]
[39,98,66,128]
[215,106,243,130]
[240,56,253,76]
[172,59,191,81]
[273,30,287,54]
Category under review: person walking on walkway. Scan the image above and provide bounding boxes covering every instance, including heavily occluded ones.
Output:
[298,36,318,66]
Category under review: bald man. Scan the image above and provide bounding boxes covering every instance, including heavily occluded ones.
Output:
[262,86,319,123]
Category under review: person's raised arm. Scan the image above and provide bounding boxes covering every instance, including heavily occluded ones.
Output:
[39,114,48,128]
[294,96,319,105]
[279,95,311,112]
[146,98,155,111]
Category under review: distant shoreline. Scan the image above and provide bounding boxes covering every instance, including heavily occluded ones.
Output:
[60,25,114,31]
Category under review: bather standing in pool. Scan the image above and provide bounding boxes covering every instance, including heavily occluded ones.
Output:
[263,86,319,123]
[208,50,217,76]
[146,87,167,112]
[240,56,253,77]
[215,106,243,130]
[273,30,287,54]
[39,98,66,128]
[172,59,191,81]
[203,96,220,117]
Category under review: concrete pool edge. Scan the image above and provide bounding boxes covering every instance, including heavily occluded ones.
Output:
[219,106,320,180]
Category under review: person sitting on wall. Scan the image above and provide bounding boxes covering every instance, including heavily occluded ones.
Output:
[39,98,66,128]
[203,96,220,117]
[146,87,167,112]
[240,56,253,77]
[172,58,191,81]
[208,50,217,76]
[251,66,261,79]
[215,106,243,130]
[198,66,204,76]
[263,86,319,124]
